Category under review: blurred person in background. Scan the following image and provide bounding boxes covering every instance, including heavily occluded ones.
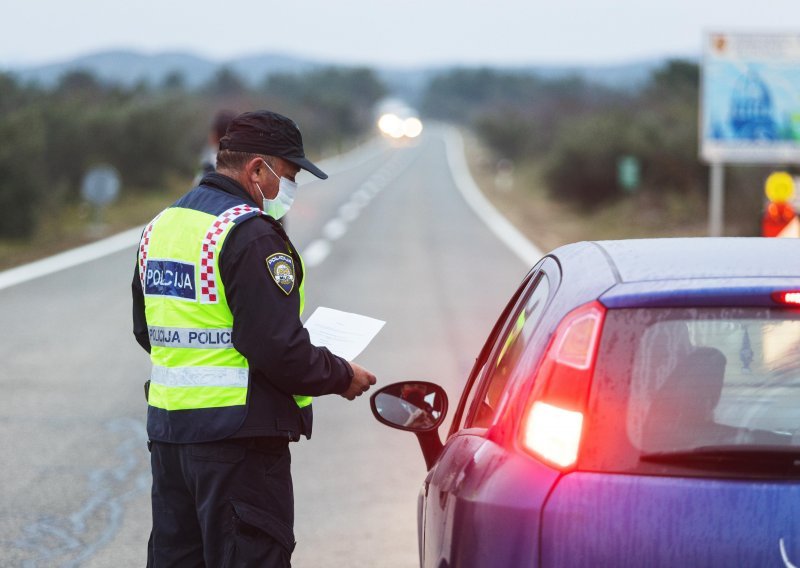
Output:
[133,109,377,567]
[193,108,237,185]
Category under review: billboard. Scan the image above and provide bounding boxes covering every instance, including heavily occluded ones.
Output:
[701,32,800,164]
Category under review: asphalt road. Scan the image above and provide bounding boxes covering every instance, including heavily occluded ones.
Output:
[0,126,532,567]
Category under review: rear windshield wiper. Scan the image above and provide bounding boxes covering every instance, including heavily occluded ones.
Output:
[640,445,800,474]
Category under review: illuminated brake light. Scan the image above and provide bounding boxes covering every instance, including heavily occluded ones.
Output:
[519,301,606,470]
[523,402,584,468]
[772,291,800,306]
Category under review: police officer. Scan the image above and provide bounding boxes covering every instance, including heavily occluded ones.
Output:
[132,110,377,567]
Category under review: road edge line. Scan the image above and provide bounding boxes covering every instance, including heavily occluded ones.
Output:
[442,126,543,267]
[0,227,143,291]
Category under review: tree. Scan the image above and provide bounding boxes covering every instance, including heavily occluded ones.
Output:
[474,108,535,161]
[646,59,699,103]
[203,67,247,97]
[57,70,105,96]
[162,70,186,92]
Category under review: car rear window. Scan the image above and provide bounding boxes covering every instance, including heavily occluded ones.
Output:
[581,307,800,478]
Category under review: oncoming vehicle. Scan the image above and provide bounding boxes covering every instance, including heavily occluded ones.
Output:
[371,238,800,568]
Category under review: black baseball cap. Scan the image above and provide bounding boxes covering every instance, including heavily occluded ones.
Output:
[219,110,328,179]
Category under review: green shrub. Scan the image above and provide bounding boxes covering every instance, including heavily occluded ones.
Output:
[0,108,46,237]
[544,112,633,204]
[474,108,536,161]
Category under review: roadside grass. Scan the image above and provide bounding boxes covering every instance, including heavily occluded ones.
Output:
[462,131,757,253]
[0,175,190,271]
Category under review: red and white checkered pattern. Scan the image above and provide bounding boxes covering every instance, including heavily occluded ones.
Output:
[199,205,259,303]
[138,212,164,291]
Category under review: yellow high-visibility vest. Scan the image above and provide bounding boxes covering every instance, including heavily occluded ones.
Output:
[138,200,310,441]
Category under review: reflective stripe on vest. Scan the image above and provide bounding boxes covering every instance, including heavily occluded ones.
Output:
[148,366,248,411]
[152,365,248,387]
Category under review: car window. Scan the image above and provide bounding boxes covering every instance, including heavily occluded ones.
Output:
[583,307,800,478]
[448,266,541,435]
[465,272,551,429]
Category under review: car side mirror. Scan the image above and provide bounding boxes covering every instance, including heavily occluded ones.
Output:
[370,381,448,470]
[370,381,448,432]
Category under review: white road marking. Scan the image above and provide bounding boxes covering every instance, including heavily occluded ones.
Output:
[302,239,332,267]
[338,203,361,222]
[0,227,143,291]
[442,126,543,267]
[352,190,372,206]
[301,150,416,268]
[322,219,348,241]
[364,182,382,196]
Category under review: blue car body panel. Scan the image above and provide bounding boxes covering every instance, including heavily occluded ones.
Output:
[541,472,800,567]
[422,433,561,568]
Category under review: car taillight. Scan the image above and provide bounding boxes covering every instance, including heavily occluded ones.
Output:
[524,402,584,468]
[772,291,800,306]
[521,301,606,469]
[555,311,603,370]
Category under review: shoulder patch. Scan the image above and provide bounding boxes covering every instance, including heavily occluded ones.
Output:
[266,253,295,295]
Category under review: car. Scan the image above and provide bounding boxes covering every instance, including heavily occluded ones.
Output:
[370,237,800,568]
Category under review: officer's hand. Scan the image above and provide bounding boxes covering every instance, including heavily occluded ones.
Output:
[341,362,377,401]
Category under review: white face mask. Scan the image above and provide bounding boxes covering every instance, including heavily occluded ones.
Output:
[256,159,298,220]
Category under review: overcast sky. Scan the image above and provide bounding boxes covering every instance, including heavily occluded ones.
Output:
[4,0,799,68]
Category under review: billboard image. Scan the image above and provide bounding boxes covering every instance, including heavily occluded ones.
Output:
[701,32,800,163]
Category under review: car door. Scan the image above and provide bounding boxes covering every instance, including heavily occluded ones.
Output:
[420,259,559,568]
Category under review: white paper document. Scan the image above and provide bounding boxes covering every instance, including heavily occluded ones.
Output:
[304,307,385,361]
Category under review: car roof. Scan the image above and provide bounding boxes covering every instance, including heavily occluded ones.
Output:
[590,237,800,282]
[548,238,800,308]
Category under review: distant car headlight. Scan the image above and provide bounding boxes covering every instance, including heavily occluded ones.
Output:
[378,113,405,138]
[378,113,424,139]
[403,117,423,138]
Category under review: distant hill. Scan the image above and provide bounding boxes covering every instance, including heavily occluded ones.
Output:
[521,61,666,89]
[8,50,323,89]
[5,49,680,99]
[379,60,672,106]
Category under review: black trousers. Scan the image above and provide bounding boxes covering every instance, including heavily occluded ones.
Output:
[147,438,295,567]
